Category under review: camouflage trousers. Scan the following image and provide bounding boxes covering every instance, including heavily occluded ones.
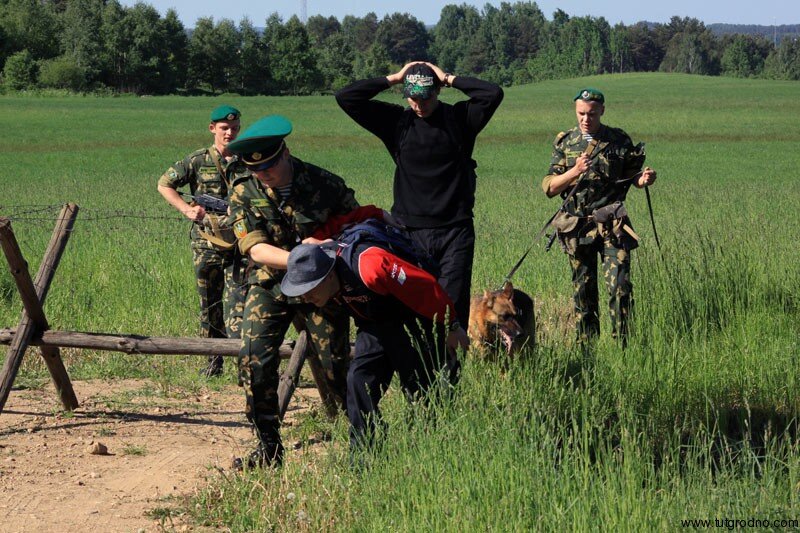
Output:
[192,245,246,367]
[239,279,351,445]
[567,236,632,345]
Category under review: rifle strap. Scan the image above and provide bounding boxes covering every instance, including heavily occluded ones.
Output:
[198,214,236,251]
[208,146,230,188]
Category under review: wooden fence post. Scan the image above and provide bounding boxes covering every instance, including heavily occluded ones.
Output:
[0,204,79,413]
[277,331,308,420]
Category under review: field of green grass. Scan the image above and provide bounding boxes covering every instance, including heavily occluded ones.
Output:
[1,73,799,530]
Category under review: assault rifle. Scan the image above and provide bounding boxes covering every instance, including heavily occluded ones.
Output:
[179,192,229,215]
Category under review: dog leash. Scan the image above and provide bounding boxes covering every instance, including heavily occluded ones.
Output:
[499,140,600,290]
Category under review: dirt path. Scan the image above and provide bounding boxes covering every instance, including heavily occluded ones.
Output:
[0,378,320,532]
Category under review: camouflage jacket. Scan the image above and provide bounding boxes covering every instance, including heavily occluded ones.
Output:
[229,156,360,284]
[543,126,645,217]
[159,145,251,245]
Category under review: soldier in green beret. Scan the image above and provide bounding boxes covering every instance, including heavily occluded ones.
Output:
[157,105,249,377]
[542,88,657,347]
[226,114,387,469]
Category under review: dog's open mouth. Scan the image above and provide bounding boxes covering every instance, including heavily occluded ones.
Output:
[500,329,515,354]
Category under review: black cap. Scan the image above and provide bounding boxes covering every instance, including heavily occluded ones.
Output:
[403,63,440,99]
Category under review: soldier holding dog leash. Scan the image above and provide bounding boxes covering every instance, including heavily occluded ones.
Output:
[542,88,657,347]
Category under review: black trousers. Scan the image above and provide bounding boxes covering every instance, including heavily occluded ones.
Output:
[346,319,460,449]
[406,220,475,325]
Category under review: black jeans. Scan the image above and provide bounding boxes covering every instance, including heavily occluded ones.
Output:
[406,220,475,325]
[346,319,460,450]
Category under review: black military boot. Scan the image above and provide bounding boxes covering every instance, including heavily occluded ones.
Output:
[199,356,224,378]
[232,440,284,471]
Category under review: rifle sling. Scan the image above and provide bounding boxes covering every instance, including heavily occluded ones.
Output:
[208,146,229,186]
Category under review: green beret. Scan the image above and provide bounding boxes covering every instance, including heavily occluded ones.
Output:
[227,115,293,166]
[573,88,604,104]
[210,105,241,122]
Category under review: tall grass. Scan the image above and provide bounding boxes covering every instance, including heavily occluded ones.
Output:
[2,73,799,528]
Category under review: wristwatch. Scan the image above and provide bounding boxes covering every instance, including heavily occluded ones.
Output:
[448,320,461,332]
[444,73,453,87]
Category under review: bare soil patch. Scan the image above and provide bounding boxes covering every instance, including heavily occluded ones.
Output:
[0,378,320,532]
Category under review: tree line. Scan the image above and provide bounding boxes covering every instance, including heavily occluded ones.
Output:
[1,0,799,95]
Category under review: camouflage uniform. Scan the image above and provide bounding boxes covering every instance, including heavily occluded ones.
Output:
[159,146,250,358]
[229,156,357,452]
[543,126,645,344]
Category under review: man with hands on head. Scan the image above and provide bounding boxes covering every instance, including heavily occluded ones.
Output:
[335,61,503,332]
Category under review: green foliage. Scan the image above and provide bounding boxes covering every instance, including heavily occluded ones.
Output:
[720,35,770,78]
[0,0,61,61]
[37,55,86,91]
[658,17,720,75]
[2,49,37,90]
[374,12,430,64]
[351,42,392,81]
[264,15,321,95]
[1,3,796,96]
[763,37,800,80]
[187,17,240,94]
[430,3,482,73]
[234,17,266,95]
[341,12,379,52]
[60,0,105,85]
[526,14,611,83]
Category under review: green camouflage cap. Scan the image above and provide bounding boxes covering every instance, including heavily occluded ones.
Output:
[574,88,604,104]
[227,115,293,167]
[210,105,241,122]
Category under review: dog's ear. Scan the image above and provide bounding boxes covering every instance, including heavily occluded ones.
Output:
[502,282,514,299]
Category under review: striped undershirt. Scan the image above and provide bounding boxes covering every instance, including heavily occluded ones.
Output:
[273,183,292,199]
[582,133,594,142]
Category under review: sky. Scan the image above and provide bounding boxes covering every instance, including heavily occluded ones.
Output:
[119,0,799,28]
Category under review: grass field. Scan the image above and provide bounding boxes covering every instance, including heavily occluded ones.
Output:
[1,73,799,530]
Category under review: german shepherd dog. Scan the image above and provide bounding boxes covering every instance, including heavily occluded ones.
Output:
[468,282,535,358]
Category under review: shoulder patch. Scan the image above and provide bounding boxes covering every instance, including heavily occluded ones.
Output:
[233,219,249,239]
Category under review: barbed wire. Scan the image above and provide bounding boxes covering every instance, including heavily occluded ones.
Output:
[0,203,247,328]
[0,204,240,235]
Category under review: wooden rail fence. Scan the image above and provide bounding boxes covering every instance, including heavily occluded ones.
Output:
[0,204,345,420]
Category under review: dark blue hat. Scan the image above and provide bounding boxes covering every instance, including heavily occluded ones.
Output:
[210,105,240,122]
[227,115,293,166]
[281,244,337,297]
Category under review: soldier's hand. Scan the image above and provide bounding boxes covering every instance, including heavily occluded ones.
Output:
[638,167,656,187]
[302,237,333,245]
[574,154,591,175]
[186,205,206,223]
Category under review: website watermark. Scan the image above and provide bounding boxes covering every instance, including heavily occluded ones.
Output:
[680,517,799,529]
